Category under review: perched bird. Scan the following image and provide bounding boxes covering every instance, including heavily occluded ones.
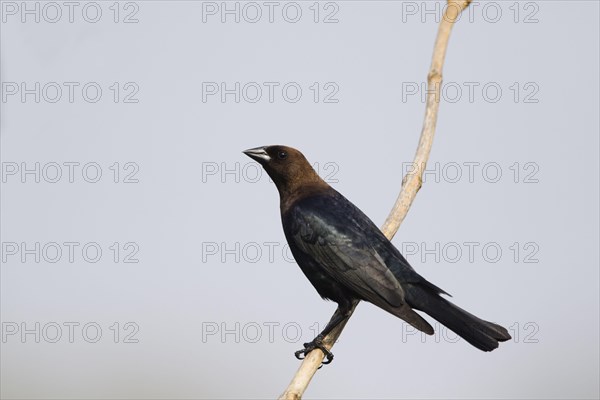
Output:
[243,145,510,363]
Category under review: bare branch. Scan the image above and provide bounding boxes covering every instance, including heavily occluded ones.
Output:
[279,2,472,399]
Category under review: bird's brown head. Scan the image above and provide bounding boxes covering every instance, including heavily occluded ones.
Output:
[243,145,325,197]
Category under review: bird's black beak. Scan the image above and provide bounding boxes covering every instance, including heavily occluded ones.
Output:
[243,146,271,164]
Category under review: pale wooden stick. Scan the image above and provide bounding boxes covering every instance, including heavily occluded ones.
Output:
[279,2,472,399]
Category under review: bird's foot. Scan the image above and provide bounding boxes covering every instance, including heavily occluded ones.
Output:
[294,335,334,366]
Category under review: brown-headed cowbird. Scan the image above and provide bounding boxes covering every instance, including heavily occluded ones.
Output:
[243,145,510,363]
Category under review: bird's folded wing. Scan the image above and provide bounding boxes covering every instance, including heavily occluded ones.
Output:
[288,205,407,309]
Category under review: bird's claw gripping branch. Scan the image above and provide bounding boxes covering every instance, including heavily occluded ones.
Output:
[294,335,334,366]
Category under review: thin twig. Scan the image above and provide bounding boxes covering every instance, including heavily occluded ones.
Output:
[278,2,472,399]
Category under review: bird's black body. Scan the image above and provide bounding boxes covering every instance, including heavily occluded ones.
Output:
[282,189,440,330]
[243,145,510,360]
[282,188,510,351]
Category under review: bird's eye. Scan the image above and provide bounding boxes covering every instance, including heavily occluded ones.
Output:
[277,151,288,160]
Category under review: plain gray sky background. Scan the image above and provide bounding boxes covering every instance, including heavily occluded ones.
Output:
[1,1,599,399]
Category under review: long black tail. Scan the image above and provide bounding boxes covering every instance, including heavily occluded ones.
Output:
[405,283,511,352]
